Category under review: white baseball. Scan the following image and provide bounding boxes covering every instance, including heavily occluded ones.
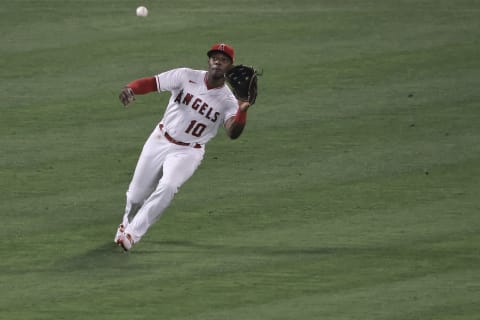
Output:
[136,6,148,17]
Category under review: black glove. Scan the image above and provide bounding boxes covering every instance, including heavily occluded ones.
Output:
[225,65,258,105]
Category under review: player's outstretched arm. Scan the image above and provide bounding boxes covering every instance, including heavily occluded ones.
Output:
[119,77,157,107]
[225,100,250,139]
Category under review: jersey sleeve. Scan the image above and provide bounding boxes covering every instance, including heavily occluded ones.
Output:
[155,68,189,92]
[223,96,239,124]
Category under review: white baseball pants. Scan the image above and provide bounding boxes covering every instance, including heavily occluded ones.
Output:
[121,125,204,243]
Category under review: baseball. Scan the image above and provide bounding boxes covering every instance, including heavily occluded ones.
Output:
[136,6,148,17]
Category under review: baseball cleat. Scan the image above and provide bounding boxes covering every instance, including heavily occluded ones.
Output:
[117,232,134,252]
[113,224,125,243]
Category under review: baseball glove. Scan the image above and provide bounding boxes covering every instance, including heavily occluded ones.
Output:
[225,65,258,105]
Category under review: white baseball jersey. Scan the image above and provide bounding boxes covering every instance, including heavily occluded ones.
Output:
[155,68,238,145]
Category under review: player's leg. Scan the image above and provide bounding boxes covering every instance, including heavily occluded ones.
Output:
[117,127,169,237]
[125,146,204,243]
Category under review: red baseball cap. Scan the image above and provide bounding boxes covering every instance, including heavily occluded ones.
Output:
[207,43,235,62]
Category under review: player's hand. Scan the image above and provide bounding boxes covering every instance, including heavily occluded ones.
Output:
[119,87,135,107]
[238,100,250,112]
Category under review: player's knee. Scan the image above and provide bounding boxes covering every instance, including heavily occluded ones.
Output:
[126,187,150,205]
[158,180,180,195]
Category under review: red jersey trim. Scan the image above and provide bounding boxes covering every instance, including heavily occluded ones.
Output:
[127,77,157,94]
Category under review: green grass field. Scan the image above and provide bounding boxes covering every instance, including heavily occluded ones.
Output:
[1,0,480,319]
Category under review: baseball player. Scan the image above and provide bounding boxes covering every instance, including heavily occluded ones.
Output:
[114,43,251,251]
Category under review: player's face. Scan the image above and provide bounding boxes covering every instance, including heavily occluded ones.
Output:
[208,53,233,79]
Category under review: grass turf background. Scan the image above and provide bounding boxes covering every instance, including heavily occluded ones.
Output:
[1,0,479,319]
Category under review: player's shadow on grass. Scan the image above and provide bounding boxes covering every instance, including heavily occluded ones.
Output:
[60,239,338,272]
[146,239,338,256]
[58,241,137,271]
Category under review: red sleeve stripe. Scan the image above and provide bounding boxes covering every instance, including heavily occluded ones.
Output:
[234,108,247,124]
[127,77,157,94]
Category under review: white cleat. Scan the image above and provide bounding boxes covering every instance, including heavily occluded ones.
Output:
[113,224,125,243]
[117,232,134,252]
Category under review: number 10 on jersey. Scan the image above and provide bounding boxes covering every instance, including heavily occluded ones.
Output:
[185,120,207,137]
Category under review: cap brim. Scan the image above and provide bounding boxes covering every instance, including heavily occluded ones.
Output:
[207,50,233,62]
